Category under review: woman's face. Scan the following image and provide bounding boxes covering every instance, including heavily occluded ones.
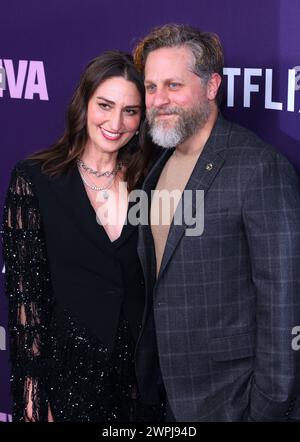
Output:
[86,76,142,155]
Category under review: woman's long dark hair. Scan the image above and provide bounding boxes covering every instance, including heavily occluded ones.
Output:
[29,51,154,191]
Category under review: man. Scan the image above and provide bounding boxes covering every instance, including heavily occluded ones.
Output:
[133,23,300,421]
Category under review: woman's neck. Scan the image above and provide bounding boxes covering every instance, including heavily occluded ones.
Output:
[81,143,118,172]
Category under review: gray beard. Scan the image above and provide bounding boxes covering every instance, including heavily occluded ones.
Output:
[147,103,210,148]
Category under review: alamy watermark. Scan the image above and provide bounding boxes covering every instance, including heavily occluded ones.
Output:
[0,326,6,351]
[293,66,300,92]
[291,326,300,351]
[0,66,6,91]
[94,182,205,237]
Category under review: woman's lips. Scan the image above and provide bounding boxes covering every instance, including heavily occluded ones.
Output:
[100,127,122,141]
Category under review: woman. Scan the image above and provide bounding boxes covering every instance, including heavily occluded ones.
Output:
[1,51,161,422]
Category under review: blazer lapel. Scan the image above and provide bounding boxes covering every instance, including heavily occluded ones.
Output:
[157,115,232,282]
[48,164,115,255]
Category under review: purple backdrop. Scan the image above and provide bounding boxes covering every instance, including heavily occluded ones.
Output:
[1,0,299,420]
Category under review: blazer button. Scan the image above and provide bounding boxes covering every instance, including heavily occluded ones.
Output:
[157,302,166,307]
[206,163,213,171]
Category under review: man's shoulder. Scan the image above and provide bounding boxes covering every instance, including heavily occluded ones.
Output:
[222,118,291,168]
[226,119,270,151]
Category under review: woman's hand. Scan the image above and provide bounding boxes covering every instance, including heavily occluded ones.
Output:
[48,403,54,422]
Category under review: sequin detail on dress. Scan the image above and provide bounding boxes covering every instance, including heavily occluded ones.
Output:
[47,306,162,422]
[1,165,52,421]
[1,164,164,422]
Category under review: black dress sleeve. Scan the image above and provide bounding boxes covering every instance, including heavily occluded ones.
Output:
[1,163,53,421]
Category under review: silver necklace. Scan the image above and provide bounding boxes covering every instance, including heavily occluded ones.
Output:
[77,158,121,178]
[78,169,115,199]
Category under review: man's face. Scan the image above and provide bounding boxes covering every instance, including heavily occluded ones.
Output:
[144,46,211,148]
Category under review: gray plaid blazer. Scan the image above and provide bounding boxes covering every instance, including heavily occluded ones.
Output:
[136,115,300,421]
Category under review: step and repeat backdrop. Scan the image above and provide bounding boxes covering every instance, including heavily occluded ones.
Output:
[0,0,299,421]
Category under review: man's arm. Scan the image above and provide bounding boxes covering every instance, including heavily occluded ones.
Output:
[242,148,300,421]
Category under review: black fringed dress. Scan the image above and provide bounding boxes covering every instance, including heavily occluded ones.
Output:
[1,160,163,422]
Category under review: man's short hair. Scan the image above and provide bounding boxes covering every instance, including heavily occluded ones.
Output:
[133,23,224,105]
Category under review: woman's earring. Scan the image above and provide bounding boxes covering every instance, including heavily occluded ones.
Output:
[135,130,139,135]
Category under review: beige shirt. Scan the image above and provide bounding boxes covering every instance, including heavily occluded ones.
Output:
[151,148,202,275]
